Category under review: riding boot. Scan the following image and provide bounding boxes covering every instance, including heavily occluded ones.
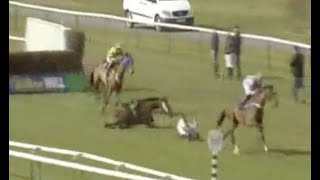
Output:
[105,62,113,77]
[239,95,252,110]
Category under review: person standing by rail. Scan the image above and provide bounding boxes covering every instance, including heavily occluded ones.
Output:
[232,25,242,80]
[290,46,306,103]
[210,32,220,78]
[224,33,236,80]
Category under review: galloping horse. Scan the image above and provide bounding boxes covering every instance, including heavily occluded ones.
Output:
[89,53,135,112]
[104,97,174,129]
[216,85,279,155]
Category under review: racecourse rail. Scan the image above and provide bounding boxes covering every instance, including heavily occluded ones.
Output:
[10,150,158,180]
[9,35,25,42]
[9,141,195,180]
[9,1,310,51]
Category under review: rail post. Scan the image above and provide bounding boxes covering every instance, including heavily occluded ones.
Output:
[207,129,224,180]
[267,42,272,70]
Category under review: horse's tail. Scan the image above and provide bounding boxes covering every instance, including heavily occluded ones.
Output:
[217,109,226,127]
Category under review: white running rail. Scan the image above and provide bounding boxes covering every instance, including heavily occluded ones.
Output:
[9,1,310,50]
[9,141,194,180]
[10,150,157,180]
[9,35,25,41]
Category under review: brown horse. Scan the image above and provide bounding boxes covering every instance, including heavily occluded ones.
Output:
[104,97,174,129]
[89,53,134,112]
[216,85,279,155]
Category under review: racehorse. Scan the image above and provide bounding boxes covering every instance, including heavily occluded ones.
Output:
[104,97,174,129]
[216,85,279,155]
[89,53,134,112]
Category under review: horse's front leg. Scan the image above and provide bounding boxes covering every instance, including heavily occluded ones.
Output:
[113,91,121,106]
[146,116,155,128]
[222,116,240,155]
[101,90,112,114]
[230,123,240,155]
[257,123,268,153]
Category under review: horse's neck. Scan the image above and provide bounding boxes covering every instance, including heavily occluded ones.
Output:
[137,100,160,110]
[116,61,126,76]
[146,101,161,110]
[251,93,266,107]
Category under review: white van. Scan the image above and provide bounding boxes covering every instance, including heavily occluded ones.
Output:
[123,0,194,32]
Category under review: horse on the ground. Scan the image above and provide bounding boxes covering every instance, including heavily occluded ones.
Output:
[216,85,279,155]
[104,97,175,129]
[89,53,135,112]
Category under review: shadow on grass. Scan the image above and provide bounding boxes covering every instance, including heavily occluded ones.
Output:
[263,75,285,80]
[124,87,159,93]
[133,25,194,33]
[153,125,175,129]
[10,173,30,180]
[244,148,311,156]
[269,148,311,156]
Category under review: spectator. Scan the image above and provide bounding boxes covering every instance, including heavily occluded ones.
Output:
[224,33,236,80]
[290,46,306,103]
[232,26,242,80]
[210,32,220,78]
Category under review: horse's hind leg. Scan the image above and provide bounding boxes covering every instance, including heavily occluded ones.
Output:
[257,123,268,153]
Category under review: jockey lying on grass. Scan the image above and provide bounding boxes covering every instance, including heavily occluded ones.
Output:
[239,73,263,110]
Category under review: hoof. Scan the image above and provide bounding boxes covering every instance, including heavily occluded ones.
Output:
[264,145,269,152]
[233,146,240,155]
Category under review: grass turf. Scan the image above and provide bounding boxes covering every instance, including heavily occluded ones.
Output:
[9,16,310,180]
[13,0,310,43]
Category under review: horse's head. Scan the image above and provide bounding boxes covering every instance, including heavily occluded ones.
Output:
[262,85,279,108]
[121,52,135,75]
[160,96,174,117]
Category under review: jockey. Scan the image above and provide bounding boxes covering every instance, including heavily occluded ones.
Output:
[176,115,199,141]
[239,73,263,109]
[104,43,125,75]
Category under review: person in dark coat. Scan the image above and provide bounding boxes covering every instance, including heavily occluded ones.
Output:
[210,32,220,78]
[224,33,236,80]
[232,26,242,80]
[290,46,306,103]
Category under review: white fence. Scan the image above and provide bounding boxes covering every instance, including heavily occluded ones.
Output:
[9,141,194,180]
[10,150,157,180]
[9,1,310,52]
[9,35,25,42]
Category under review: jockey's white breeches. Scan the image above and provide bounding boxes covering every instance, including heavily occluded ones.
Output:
[224,53,236,68]
[177,118,188,136]
[242,78,256,95]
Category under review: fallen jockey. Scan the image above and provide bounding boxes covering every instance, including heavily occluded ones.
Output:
[239,73,263,110]
[176,114,200,141]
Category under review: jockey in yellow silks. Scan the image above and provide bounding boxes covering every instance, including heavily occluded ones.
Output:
[239,73,263,109]
[104,43,124,75]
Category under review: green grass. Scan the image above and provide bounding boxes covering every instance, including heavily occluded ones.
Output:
[14,0,310,43]
[9,16,311,180]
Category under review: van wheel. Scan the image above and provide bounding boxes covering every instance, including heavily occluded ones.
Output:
[125,11,134,28]
[155,15,162,32]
